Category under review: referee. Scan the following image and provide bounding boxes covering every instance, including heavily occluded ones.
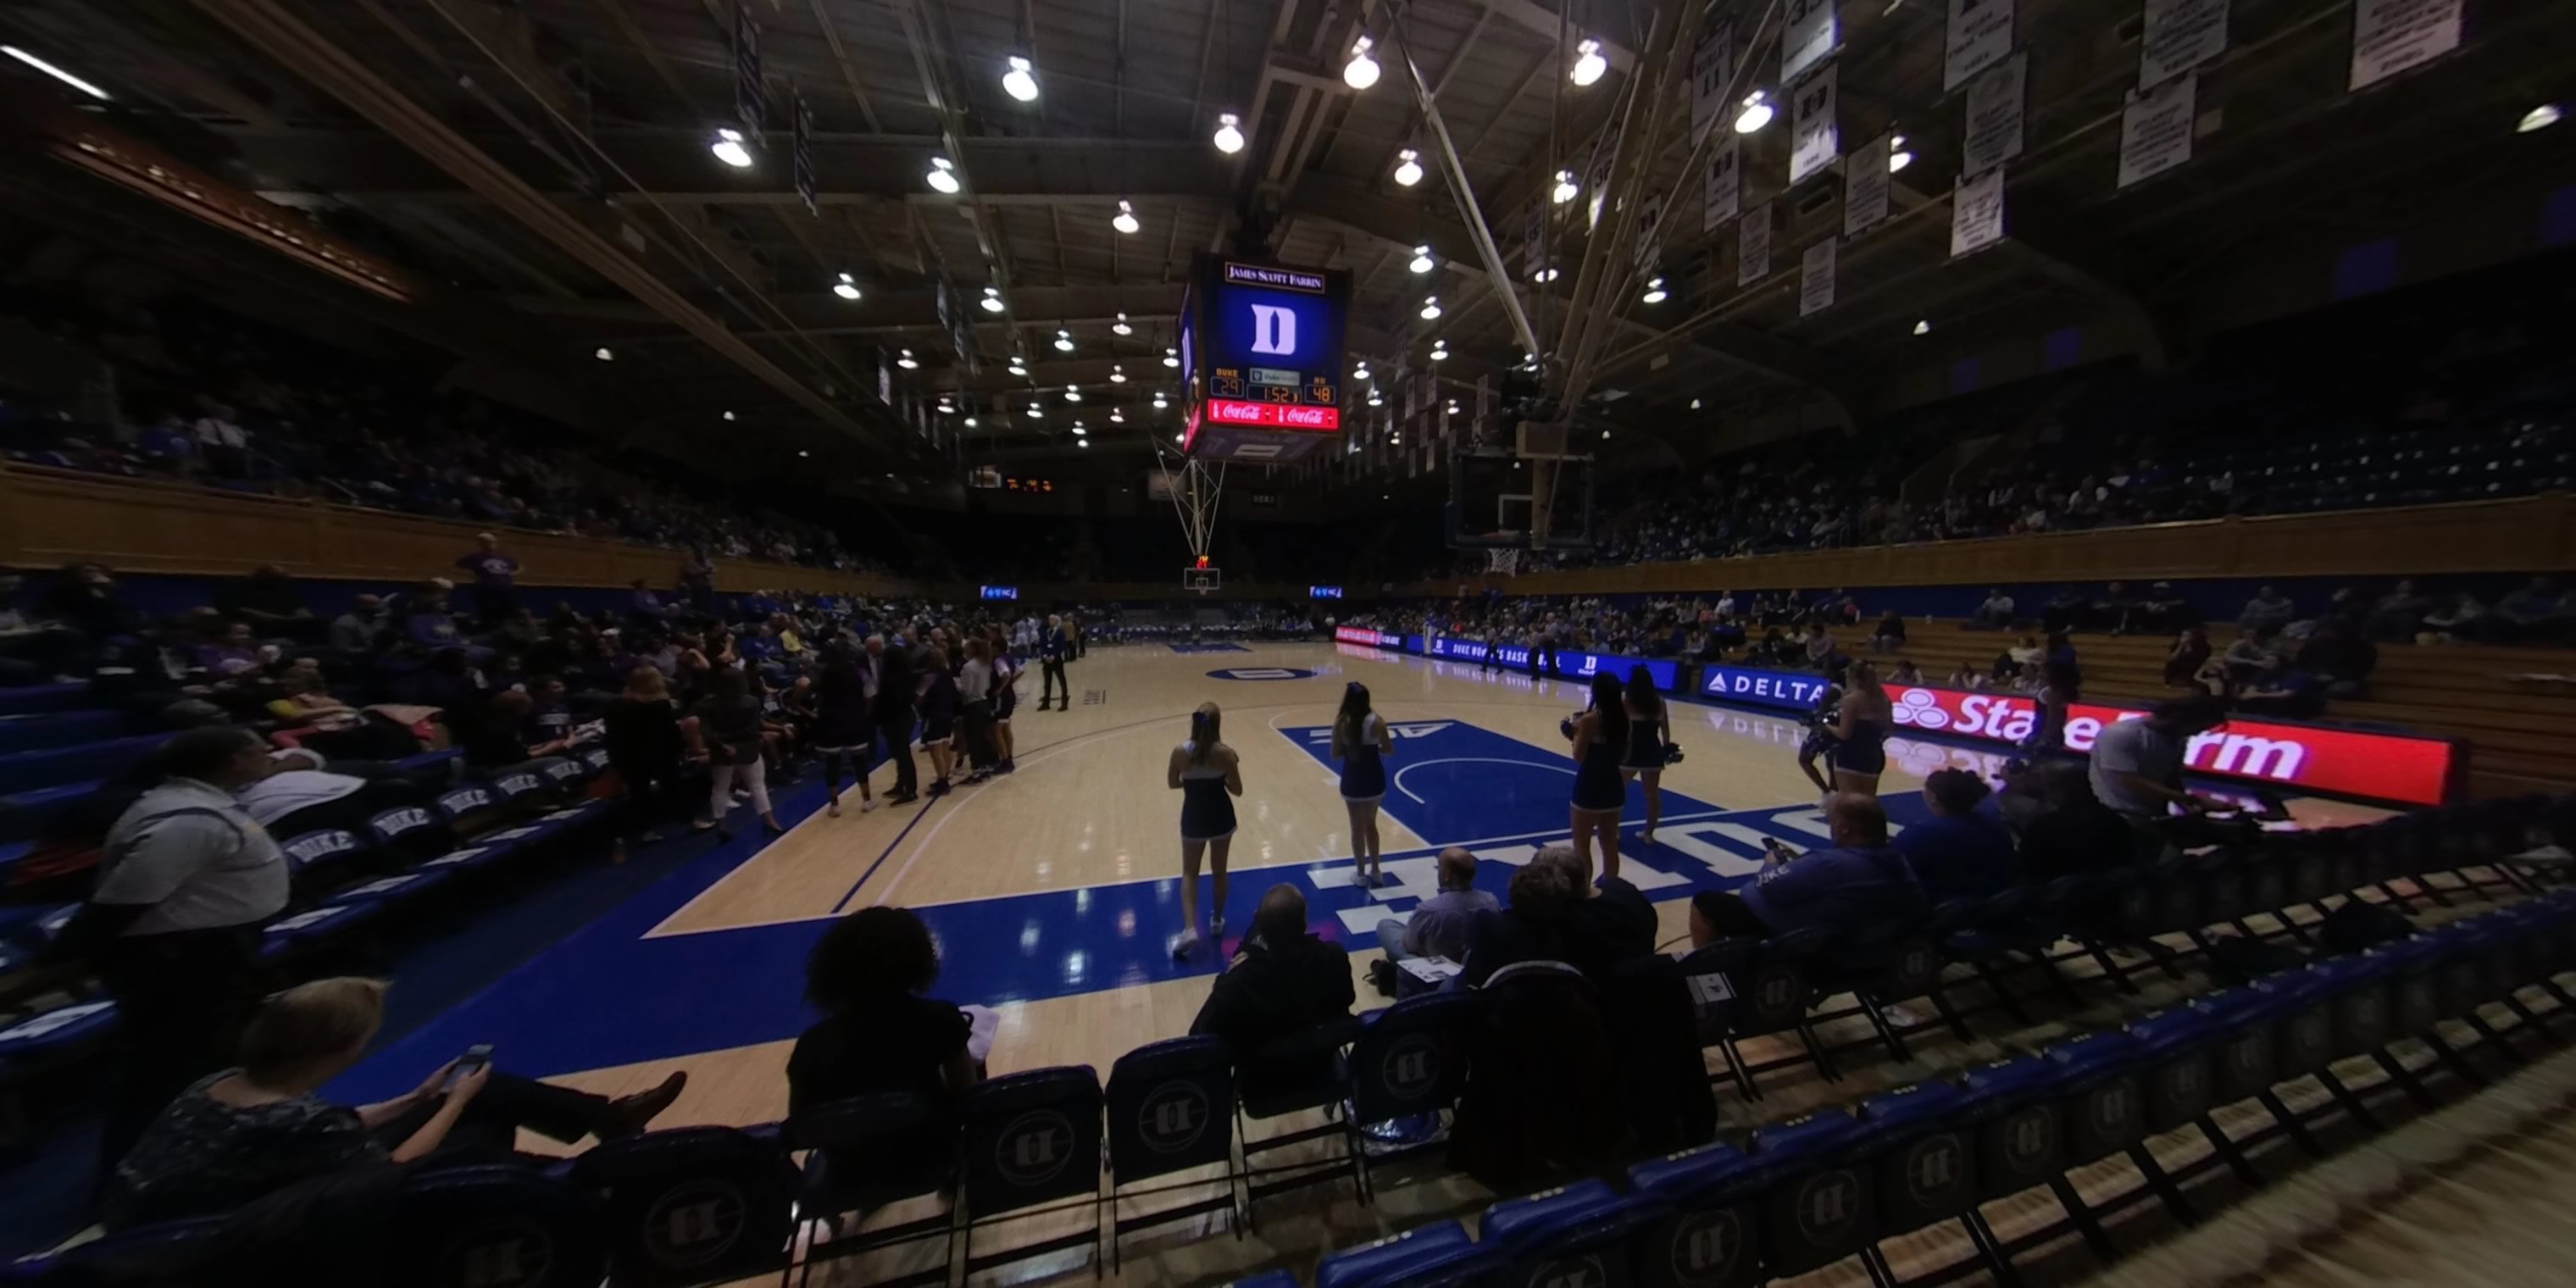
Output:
[42,726,287,1175]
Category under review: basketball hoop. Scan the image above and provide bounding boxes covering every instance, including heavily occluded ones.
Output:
[1156,448,1226,585]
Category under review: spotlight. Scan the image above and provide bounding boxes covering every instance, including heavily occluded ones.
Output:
[2,46,110,100]
[1735,91,1773,134]
[1163,347,1180,368]
[799,449,811,458]
[1430,341,1447,362]
[1418,296,1441,320]
[831,271,862,300]
[1113,200,1141,235]
[1690,397,1702,409]
[710,127,752,168]
[1174,433,1185,443]
[1054,329,1074,353]
[1110,408,1124,422]
[925,156,960,193]
[2521,103,2564,133]
[1354,363,1371,381]
[1080,439,1092,448]
[1213,112,1245,153]
[1393,148,1423,186]
[1641,276,1667,303]
[897,348,919,369]
[1153,392,1169,408]
[722,410,737,421]
[1912,319,1931,336]
[964,415,979,427]
[1342,35,1380,90]
[1072,423,1086,435]
[1064,386,1082,402]
[1026,403,1043,418]
[1008,357,1029,376]
[1552,169,1579,203]
[1888,135,1913,173]
[980,286,1006,314]
[1113,312,1134,336]
[1367,391,1384,407]
[1110,365,1127,383]
[1570,38,1607,86]
[1002,55,1039,103]
[1409,244,1435,274]
[593,347,613,361]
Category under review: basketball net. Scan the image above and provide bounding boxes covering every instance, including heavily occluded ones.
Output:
[1486,547,1521,575]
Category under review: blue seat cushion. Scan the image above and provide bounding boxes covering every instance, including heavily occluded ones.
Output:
[1750,1109,1865,1160]
[0,998,119,1065]
[1316,1221,1477,1288]
[1853,1080,1968,1135]
[0,780,97,842]
[1629,1141,1774,1206]
[0,683,93,716]
[328,870,453,904]
[258,903,387,958]
[1958,1057,2062,1110]
[1481,1178,1626,1252]
[0,709,120,752]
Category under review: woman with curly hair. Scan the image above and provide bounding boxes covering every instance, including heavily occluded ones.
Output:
[786,905,982,1116]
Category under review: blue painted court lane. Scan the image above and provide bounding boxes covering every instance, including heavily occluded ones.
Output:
[336,720,1925,1100]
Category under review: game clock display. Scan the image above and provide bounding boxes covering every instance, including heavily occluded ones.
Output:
[1179,257,1352,461]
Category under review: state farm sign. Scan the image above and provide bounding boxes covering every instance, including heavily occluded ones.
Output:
[1879,685,2459,806]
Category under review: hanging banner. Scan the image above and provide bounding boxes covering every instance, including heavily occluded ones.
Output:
[1633,191,1667,269]
[1789,64,1840,186]
[1703,136,1742,233]
[1738,201,1771,286]
[1962,53,2026,178]
[1845,132,1891,236]
[732,0,764,134]
[2140,0,2228,89]
[1690,19,1736,147]
[1951,167,2007,256]
[791,91,817,215]
[1586,133,1616,231]
[1521,202,1544,280]
[2117,72,2196,189]
[1783,0,1840,86]
[2350,0,2461,92]
[1943,0,2015,93]
[1798,237,1836,316]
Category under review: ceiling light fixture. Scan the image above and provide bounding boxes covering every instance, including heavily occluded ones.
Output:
[1570,38,1607,86]
[1153,392,1169,408]
[1002,55,1040,103]
[1430,341,1447,362]
[1641,276,1667,303]
[1552,169,1579,203]
[1534,266,1561,283]
[1735,91,1774,134]
[1026,402,1043,418]
[1175,433,1186,444]
[1163,347,1180,368]
[1418,295,1441,319]
[964,415,979,427]
[1072,423,1086,435]
[722,410,737,421]
[1409,244,1435,274]
[1112,312,1134,336]
[1212,112,1245,154]
[798,449,811,458]
[593,347,613,361]
[1367,391,1384,407]
[1109,364,1127,383]
[924,156,961,193]
[1112,200,1141,235]
[2,46,110,100]
[1393,148,1424,186]
[710,127,752,168]
[1053,329,1074,353]
[1008,356,1029,376]
[980,286,1006,314]
[1063,386,1082,402]
[897,348,919,369]
[1690,397,1703,409]
[1354,363,1371,380]
[1912,319,1931,335]
[1342,35,1381,90]
[831,271,862,300]
[1110,408,1125,422]
[2519,103,2564,133]
[1886,134,1915,175]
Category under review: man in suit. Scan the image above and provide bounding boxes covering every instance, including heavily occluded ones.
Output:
[1036,613,1073,710]
[864,634,919,804]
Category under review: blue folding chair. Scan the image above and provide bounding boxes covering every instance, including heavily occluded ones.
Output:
[388,1163,606,1288]
[1236,1016,1361,1207]
[1626,1141,1774,1288]
[1315,1220,1505,1288]
[954,1066,1104,1280]
[1346,989,1483,1188]
[1957,1057,2107,1263]
[569,1124,797,1287]
[1102,1036,1240,1269]
[1480,1178,1669,1288]
[1849,1080,2018,1285]
[277,827,374,885]
[780,1092,957,1288]
[1744,1111,1875,1280]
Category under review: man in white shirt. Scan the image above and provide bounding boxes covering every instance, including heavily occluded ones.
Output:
[190,404,250,479]
[237,748,443,839]
[2088,697,2230,820]
[1974,588,2017,629]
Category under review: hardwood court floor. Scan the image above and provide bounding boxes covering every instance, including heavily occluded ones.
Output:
[323,641,2399,1287]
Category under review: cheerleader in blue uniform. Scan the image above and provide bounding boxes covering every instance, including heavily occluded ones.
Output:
[1331,683,1395,890]
[1567,672,1629,882]
[1168,702,1245,958]
[1619,667,1672,847]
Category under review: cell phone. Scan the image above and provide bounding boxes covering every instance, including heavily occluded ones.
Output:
[1762,837,1796,864]
[441,1044,493,1093]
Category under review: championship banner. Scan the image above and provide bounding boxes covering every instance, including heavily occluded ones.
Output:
[1587,131,1616,231]
[1789,64,1840,186]
[1634,191,1667,269]
[1798,236,1836,316]
[1521,201,1545,280]
[1962,53,2026,177]
[731,0,764,133]
[2140,0,2228,89]
[1943,0,2014,93]
[1690,19,1736,147]
[791,91,817,215]
[2118,73,2196,189]
[1845,132,1892,236]
[1738,201,1772,286]
[1783,0,1840,86]
[1951,166,2007,257]
[1704,136,1742,234]
[2349,0,2461,92]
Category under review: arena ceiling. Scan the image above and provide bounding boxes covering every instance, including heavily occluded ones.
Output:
[3,0,2572,481]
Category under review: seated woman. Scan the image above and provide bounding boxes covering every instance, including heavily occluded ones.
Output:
[111,977,682,1227]
[786,906,983,1119]
[264,661,422,760]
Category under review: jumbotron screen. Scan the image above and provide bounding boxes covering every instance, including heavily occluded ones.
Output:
[1179,255,1351,462]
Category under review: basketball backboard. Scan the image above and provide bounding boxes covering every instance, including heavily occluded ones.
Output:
[1182,567,1223,593]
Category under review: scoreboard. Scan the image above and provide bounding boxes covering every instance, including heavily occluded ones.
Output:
[1179,256,1352,462]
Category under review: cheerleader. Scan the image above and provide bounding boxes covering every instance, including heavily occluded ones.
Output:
[1169,702,1244,958]
[1620,666,1671,847]
[1823,659,1893,798]
[988,629,1020,773]
[1331,683,1394,889]
[915,647,958,797]
[809,642,878,817]
[1567,672,1628,882]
